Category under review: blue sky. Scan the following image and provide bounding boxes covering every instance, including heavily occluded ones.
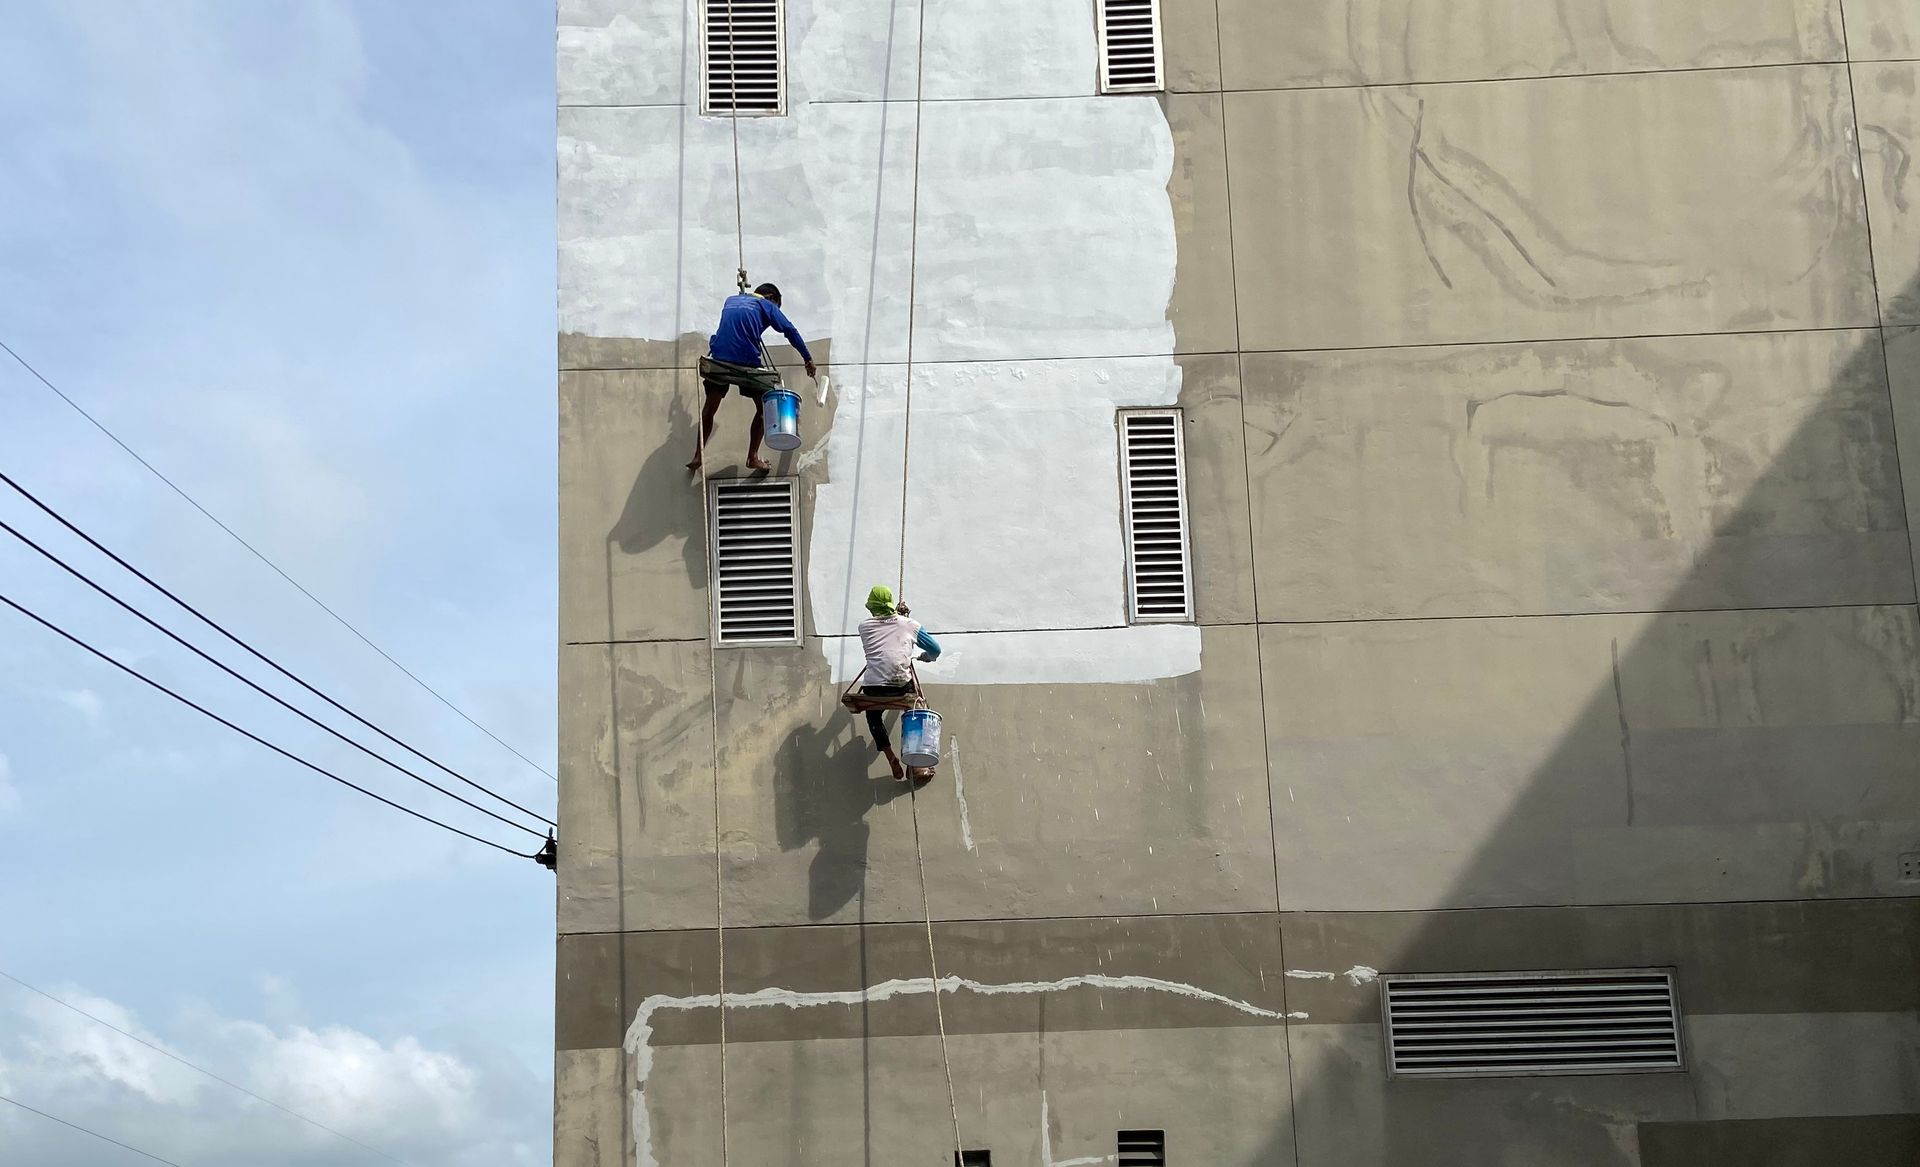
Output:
[0,3,557,1164]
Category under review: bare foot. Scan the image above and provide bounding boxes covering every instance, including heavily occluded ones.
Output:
[746,456,772,472]
[882,750,907,782]
[908,766,936,784]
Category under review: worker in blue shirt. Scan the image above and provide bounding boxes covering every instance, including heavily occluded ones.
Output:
[688,282,817,472]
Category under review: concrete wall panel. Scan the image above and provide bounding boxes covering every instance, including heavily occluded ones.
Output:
[1179,353,1258,624]
[559,641,718,935]
[1278,900,1920,1024]
[1160,0,1222,93]
[1639,1114,1920,1166]
[1857,63,1920,324]
[554,1048,630,1167]
[1288,1022,1692,1167]
[1889,327,1920,584]
[1166,93,1239,355]
[1226,66,1876,351]
[1264,608,1920,910]
[1216,0,1842,90]
[1243,330,1911,621]
[1843,0,1920,61]
[711,628,1276,925]
[561,369,711,645]
[1687,1012,1920,1119]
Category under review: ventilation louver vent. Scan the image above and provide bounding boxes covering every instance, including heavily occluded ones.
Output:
[703,0,784,115]
[1382,969,1684,1079]
[709,478,799,645]
[1118,1129,1167,1166]
[1097,0,1164,93]
[1120,410,1193,622]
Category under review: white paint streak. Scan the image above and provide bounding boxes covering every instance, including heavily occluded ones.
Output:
[948,734,976,852]
[1285,966,1382,985]
[623,972,1289,1167]
[559,0,1193,686]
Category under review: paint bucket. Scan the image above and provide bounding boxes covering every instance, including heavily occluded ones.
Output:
[761,388,802,451]
[900,708,942,768]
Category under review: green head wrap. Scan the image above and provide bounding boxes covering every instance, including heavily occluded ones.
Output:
[865,585,896,618]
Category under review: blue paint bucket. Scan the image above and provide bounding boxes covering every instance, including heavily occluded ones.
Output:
[900,708,942,768]
[761,388,802,451]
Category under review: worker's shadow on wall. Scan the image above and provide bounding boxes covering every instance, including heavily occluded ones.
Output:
[609,388,707,591]
[774,716,914,920]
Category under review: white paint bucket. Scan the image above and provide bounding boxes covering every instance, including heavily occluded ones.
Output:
[761,388,802,451]
[900,709,942,768]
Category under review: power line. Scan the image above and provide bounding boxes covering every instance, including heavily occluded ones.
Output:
[0,337,557,783]
[0,469,555,822]
[0,508,552,834]
[0,1092,186,1167]
[0,968,416,1167]
[0,589,539,861]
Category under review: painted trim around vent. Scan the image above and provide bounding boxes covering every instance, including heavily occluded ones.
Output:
[1096,0,1165,94]
[708,477,801,646]
[1118,409,1194,624]
[1380,968,1686,1080]
[700,0,787,116]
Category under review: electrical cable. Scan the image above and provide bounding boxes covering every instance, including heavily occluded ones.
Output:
[0,469,553,824]
[0,1092,187,1167]
[0,968,418,1167]
[0,338,557,783]
[0,515,550,836]
[0,589,538,860]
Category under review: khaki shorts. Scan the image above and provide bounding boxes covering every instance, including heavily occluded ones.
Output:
[699,355,782,400]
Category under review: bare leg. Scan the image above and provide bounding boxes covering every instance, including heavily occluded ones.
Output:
[746,406,770,471]
[881,746,907,782]
[687,388,725,469]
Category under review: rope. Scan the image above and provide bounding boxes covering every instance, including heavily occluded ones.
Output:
[890,0,964,1159]
[709,3,748,1161]
[706,0,958,1155]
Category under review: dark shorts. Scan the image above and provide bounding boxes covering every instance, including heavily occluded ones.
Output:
[699,355,782,401]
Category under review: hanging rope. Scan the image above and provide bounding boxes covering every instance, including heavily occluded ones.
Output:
[702,0,960,1156]
[705,6,747,1164]
[890,0,966,1160]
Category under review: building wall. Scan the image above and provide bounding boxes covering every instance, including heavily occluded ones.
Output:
[556,1,1920,1163]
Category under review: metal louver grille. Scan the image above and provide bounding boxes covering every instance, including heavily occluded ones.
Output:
[1118,1130,1166,1166]
[1382,969,1684,1079]
[704,0,783,115]
[1120,411,1192,622]
[1098,0,1164,93]
[710,478,798,645]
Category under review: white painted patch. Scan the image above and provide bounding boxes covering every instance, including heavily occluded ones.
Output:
[623,972,1290,1167]
[826,626,1201,685]
[1283,969,1336,981]
[948,734,976,851]
[559,0,1194,686]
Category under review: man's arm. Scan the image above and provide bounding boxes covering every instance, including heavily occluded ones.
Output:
[761,300,816,372]
[915,628,941,662]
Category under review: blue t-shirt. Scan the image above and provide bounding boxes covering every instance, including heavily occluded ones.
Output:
[709,293,813,367]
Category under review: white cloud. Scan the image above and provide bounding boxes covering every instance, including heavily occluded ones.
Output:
[0,984,544,1167]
